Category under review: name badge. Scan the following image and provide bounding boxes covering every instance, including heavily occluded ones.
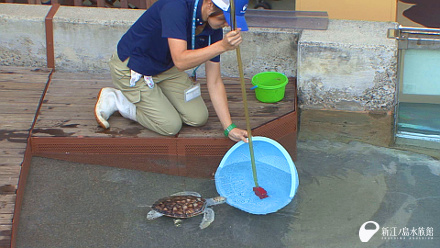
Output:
[184,83,201,102]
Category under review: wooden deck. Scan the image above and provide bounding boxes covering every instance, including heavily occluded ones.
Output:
[0,66,52,248]
[0,66,297,248]
[30,69,298,177]
[32,71,296,138]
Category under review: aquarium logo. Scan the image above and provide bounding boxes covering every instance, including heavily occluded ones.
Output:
[381,226,434,240]
[359,221,380,242]
[359,221,435,242]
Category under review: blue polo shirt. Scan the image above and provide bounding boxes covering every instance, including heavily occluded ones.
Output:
[117,0,223,76]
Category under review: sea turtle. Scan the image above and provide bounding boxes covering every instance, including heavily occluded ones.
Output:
[147,191,226,229]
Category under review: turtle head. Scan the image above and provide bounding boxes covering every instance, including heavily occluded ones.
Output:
[213,196,226,204]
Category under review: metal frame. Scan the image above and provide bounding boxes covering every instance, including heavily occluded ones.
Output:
[388,25,440,147]
[389,25,440,104]
[388,25,440,48]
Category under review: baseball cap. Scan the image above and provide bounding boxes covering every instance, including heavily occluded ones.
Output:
[212,0,249,31]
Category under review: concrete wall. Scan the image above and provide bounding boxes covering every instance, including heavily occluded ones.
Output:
[0,4,299,78]
[204,28,299,78]
[51,7,138,74]
[0,4,50,67]
[51,6,300,78]
[298,20,398,111]
[1,4,398,112]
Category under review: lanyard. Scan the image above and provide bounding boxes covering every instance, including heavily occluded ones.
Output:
[191,0,200,51]
[191,0,211,79]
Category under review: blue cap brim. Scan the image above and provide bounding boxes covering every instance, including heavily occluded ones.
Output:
[224,13,248,31]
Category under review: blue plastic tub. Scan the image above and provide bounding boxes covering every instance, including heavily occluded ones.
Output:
[215,137,299,215]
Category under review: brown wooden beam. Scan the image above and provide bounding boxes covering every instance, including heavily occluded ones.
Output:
[74,0,83,7]
[97,0,105,7]
[45,4,60,70]
[146,0,155,8]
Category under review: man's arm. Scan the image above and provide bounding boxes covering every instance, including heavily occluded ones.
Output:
[205,61,248,142]
[168,29,242,71]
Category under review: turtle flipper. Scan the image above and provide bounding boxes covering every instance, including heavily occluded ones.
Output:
[171,191,201,197]
[147,210,164,220]
[199,207,215,229]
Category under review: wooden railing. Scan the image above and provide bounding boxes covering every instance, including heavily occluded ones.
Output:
[2,0,156,9]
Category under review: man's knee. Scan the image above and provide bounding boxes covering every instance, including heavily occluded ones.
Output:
[184,108,208,127]
[159,121,182,136]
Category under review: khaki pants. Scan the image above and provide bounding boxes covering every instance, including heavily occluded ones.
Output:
[108,52,208,135]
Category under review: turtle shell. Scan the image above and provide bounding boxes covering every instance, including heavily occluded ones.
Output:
[152,195,207,218]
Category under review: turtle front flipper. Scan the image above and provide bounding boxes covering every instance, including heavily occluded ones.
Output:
[199,207,215,229]
[147,210,164,220]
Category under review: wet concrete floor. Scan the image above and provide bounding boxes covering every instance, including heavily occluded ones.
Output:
[16,139,440,248]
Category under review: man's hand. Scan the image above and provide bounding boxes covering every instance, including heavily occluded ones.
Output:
[228,127,248,143]
[222,28,242,51]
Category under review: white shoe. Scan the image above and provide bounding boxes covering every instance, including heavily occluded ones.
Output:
[95,87,137,129]
[95,87,117,129]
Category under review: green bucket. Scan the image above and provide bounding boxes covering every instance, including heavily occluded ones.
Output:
[251,72,288,103]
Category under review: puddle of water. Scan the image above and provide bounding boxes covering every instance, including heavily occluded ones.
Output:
[16,140,440,248]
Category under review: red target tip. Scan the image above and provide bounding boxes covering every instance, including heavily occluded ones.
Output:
[253,187,269,199]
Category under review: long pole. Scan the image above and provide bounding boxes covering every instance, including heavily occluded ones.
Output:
[230,0,258,188]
